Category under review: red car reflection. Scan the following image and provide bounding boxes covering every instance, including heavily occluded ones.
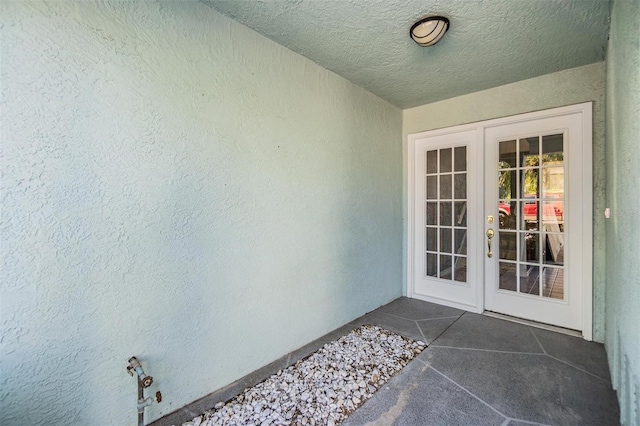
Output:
[499,201,563,226]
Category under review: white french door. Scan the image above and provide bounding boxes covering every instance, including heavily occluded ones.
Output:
[408,103,593,338]
[410,129,483,312]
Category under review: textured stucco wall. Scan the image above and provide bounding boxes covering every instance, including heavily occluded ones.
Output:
[402,62,607,342]
[0,2,402,424]
[604,0,640,423]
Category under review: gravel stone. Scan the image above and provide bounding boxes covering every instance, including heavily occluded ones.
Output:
[182,325,425,426]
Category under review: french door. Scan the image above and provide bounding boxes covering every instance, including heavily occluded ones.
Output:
[408,103,592,337]
[410,130,482,311]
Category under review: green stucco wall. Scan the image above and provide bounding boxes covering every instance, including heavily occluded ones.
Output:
[604,1,640,423]
[0,2,402,424]
[402,62,607,342]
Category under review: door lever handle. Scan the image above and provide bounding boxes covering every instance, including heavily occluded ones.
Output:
[486,229,495,258]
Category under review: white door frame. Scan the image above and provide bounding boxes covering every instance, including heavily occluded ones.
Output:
[407,102,593,340]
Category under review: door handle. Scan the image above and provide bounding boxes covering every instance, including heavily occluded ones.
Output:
[486,229,495,258]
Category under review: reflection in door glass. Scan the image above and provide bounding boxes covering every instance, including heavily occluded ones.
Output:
[520,265,540,295]
[454,202,467,227]
[499,140,517,168]
[543,167,564,199]
[499,232,516,261]
[499,262,516,292]
[543,233,564,266]
[454,257,467,282]
[520,233,540,263]
[519,137,540,167]
[499,170,516,200]
[542,134,563,164]
[542,267,564,299]
[521,169,539,199]
[499,201,518,230]
[454,229,467,255]
[522,201,539,231]
[496,134,565,300]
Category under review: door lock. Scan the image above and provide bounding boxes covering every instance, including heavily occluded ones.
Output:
[486,229,495,258]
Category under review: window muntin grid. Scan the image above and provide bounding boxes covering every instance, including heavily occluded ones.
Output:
[497,134,565,300]
[425,146,467,283]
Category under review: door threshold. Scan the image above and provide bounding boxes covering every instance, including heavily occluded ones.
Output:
[483,311,582,338]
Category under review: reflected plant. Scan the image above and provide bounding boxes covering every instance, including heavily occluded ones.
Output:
[499,162,511,199]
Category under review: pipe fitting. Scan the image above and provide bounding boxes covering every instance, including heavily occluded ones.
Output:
[127,356,153,388]
[137,396,154,413]
[127,356,160,426]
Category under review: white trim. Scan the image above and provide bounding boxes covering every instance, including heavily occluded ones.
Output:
[473,126,485,314]
[581,105,593,341]
[406,102,594,340]
[407,129,416,299]
[412,293,478,313]
[483,311,582,338]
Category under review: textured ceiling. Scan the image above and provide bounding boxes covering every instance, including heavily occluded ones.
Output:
[203,0,610,108]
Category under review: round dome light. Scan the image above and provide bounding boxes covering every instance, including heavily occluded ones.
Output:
[410,16,450,47]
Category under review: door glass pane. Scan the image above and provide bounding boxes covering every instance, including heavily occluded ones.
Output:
[521,169,539,199]
[440,175,452,199]
[454,146,466,172]
[440,202,452,226]
[454,173,466,199]
[520,265,540,295]
[426,202,437,225]
[499,170,516,200]
[454,229,467,255]
[427,150,438,174]
[519,137,540,167]
[522,201,539,231]
[499,232,516,260]
[440,228,452,253]
[454,202,467,227]
[542,201,563,230]
[499,201,517,230]
[440,255,452,279]
[499,140,517,168]
[426,253,437,277]
[454,257,466,282]
[543,234,564,266]
[440,148,452,173]
[542,134,563,164]
[542,167,564,198]
[542,267,564,299]
[520,232,539,262]
[426,176,437,199]
[499,262,517,292]
[426,227,437,252]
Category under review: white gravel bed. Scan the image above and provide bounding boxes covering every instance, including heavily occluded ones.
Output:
[183,325,425,426]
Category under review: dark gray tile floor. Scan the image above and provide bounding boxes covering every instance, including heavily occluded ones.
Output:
[345,298,619,426]
[153,297,619,426]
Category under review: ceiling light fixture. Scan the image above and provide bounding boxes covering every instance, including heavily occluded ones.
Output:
[410,16,450,47]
